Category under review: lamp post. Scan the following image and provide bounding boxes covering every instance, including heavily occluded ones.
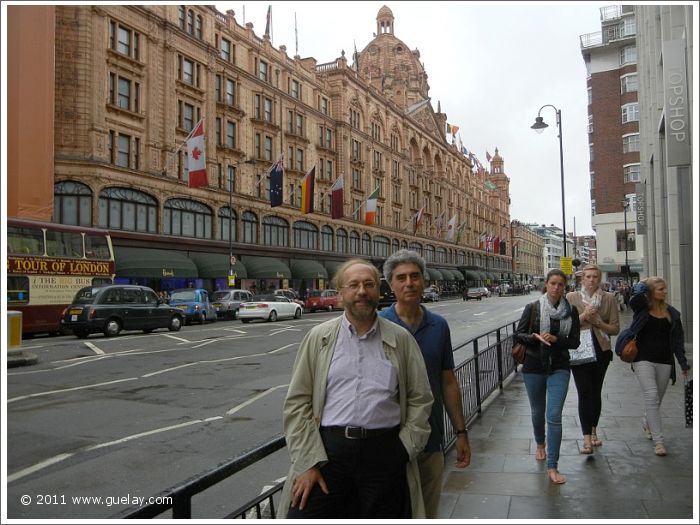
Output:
[531,105,567,259]
[621,197,629,284]
[229,159,256,279]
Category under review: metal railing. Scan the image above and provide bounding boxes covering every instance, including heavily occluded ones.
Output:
[114,320,519,519]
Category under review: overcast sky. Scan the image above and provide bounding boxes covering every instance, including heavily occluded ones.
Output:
[217,1,609,235]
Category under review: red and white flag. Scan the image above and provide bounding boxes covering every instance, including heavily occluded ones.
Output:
[187,120,207,188]
[330,175,344,219]
[413,206,426,235]
[445,215,457,241]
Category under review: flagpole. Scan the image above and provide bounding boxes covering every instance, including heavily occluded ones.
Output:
[161,117,203,175]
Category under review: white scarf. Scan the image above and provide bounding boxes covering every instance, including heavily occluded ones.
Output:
[580,288,609,343]
[538,294,572,339]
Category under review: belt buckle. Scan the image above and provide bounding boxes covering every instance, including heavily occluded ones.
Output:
[344,426,365,439]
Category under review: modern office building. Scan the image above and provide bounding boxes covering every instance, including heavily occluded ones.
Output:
[634,5,693,342]
[580,5,643,283]
[9,5,513,294]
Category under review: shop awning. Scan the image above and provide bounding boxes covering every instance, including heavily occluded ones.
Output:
[426,268,443,281]
[290,259,328,280]
[323,261,345,282]
[477,271,489,281]
[451,270,465,281]
[438,268,456,280]
[114,247,198,279]
[463,270,480,281]
[242,255,291,279]
[188,252,248,279]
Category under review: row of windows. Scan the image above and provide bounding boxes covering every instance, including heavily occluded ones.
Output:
[588,103,639,133]
[53,181,509,267]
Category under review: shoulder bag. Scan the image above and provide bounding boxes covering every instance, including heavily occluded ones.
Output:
[512,302,536,364]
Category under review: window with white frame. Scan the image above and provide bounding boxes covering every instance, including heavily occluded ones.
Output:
[258,60,268,82]
[625,193,637,212]
[620,73,638,94]
[587,87,592,105]
[220,38,231,62]
[109,21,140,60]
[621,103,639,123]
[588,114,593,133]
[620,45,636,65]
[623,164,640,183]
[622,133,640,153]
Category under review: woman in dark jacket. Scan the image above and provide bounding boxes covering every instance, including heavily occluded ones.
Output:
[628,277,689,456]
[514,269,580,484]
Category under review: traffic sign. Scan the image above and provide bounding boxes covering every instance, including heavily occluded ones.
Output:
[228,274,236,287]
[560,256,573,274]
[230,255,237,265]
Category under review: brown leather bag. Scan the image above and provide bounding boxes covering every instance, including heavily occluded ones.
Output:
[512,302,537,364]
[620,337,638,363]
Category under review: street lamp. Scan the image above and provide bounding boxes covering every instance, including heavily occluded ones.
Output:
[621,197,630,284]
[531,105,567,258]
[229,159,256,278]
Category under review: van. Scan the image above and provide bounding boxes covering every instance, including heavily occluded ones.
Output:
[169,288,217,324]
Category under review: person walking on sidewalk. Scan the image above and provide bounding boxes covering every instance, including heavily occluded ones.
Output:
[566,264,620,453]
[514,269,580,484]
[279,259,433,518]
[627,277,690,456]
[380,249,471,518]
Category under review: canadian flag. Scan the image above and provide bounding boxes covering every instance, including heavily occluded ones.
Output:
[187,120,207,188]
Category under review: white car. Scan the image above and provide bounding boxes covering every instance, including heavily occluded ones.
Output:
[238,294,303,323]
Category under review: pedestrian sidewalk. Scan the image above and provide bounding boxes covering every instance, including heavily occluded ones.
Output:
[439,320,695,519]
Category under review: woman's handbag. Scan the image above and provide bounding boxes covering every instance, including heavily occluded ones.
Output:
[569,329,597,365]
[512,302,536,364]
[620,337,638,363]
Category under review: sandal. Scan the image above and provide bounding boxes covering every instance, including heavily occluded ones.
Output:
[548,469,567,484]
[580,443,593,454]
[591,434,602,447]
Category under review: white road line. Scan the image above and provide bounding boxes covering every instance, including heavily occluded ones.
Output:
[7,453,76,483]
[7,377,138,404]
[223,328,247,334]
[473,312,487,316]
[192,339,220,349]
[226,384,289,415]
[84,341,105,355]
[85,420,205,451]
[268,343,297,354]
[512,307,524,312]
[161,333,190,343]
[457,309,470,313]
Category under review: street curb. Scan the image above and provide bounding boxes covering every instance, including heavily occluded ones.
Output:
[7,351,39,368]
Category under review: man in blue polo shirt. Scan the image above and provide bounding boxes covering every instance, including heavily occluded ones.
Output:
[379,249,471,518]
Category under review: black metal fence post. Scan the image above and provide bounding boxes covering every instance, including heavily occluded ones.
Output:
[472,338,481,413]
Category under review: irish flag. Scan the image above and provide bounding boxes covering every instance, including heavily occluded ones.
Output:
[187,120,207,188]
[364,187,380,225]
[330,176,344,219]
[300,166,315,214]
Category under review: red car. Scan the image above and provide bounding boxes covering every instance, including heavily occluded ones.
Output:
[305,289,339,312]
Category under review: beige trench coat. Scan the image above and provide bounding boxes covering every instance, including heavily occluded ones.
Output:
[278,315,433,518]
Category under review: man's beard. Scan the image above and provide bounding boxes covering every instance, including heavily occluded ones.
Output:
[346,297,379,321]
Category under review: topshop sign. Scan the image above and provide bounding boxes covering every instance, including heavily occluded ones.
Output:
[662,39,690,166]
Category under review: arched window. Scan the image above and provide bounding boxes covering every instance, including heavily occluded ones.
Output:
[294,221,318,250]
[436,247,447,263]
[186,9,194,34]
[178,6,186,29]
[457,250,466,265]
[361,233,371,255]
[54,181,93,227]
[242,211,258,244]
[349,231,360,255]
[321,225,334,252]
[409,242,422,256]
[391,238,399,254]
[262,216,289,247]
[219,207,237,242]
[373,236,390,259]
[425,245,436,262]
[336,228,348,254]
[401,240,408,250]
[164,198,212,238]
[195,15,202,39]
[99,186,157,233]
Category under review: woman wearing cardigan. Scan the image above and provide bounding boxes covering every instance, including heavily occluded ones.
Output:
[514,269,581,484]
[629,277,690,456]
[567,264,620,453]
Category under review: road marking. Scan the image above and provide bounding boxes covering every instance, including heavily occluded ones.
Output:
[226,384,289,415]
[86,420,205,451]
[268,343,297,355]
[223,328,247,334]
[512,307,524,313]
[473,312,487,316]
[161,333,190,343]
[7,453,76,483]
[84,341,105,355]
[269,325,301,336]
[7,377,138,404]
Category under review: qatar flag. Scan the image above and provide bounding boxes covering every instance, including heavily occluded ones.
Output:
[330,175,344,219]
[187,120,207,188]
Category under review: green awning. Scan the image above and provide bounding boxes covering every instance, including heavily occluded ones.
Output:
[323,261,345,282]
[242,256,291,279]
[188,252,248,279]
[451,269,465,281]
[290,259,328,279]
[115,247,198,279]
[426,268,443,281]
[438,268,455,280]
[463,270,480,281]
[477,271,488,281]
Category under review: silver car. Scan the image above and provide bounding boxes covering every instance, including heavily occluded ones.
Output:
[211,289,253,320]
[238,294,303,323]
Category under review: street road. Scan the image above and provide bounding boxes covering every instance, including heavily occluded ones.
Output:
[6,293,534,518]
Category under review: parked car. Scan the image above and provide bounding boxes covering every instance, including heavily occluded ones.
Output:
[169,288,217,325]
[305,289,339,312]
[211,289,253,319]
[422,286,440,302]
[61,284,185,338]
[463,288,483,301]
[238,294,303,323]
[476,286,491,298]
[275,289,305,308]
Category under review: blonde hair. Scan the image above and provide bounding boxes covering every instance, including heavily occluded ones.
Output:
[644,276,668,309]
[581,264,602,279]
[332,259,380,289]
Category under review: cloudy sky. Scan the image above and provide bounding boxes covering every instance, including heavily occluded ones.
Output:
[217,1,609,235]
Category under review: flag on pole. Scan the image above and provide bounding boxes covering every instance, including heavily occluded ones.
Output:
[330,175,344,219]
[479,231,486,250]
[486,150,492,163]
[413,206,426,235]
[364,187,380,225]
[455,221,467,243]
[445,123,459,136]
[264,5,272,37]
[300,166,315,214]
[445,215,457,241]
[187,119,207,188]
[493,236,500,253]
[269,154,284,207]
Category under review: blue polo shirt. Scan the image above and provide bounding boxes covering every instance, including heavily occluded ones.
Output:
[379,303,454,452]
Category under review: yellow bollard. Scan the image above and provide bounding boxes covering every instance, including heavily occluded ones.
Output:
[7,310,23,351]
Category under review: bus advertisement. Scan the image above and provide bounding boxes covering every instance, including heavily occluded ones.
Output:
[7,219,115,335]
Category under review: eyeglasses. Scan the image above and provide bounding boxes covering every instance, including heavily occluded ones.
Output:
[342,280,377,291]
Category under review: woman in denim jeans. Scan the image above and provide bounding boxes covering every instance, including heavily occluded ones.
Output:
[514,269,581,484]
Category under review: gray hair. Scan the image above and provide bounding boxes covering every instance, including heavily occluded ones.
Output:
[383,249,426,282]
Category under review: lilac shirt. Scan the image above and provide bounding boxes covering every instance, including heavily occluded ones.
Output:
[321,315,401,429]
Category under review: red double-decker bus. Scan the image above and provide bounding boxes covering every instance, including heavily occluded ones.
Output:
[7,218,115,335]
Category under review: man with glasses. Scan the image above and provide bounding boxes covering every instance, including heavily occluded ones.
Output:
[280,258,433,518]
[380,249,471,518]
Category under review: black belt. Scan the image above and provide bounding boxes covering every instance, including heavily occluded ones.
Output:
[321,425,399,440]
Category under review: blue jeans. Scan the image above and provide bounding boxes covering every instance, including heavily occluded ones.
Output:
[522,369,571,469]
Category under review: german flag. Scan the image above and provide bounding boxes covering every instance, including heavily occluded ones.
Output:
[300,166,315,214]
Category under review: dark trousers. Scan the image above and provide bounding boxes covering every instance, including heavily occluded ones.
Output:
[286,427,410,519]
[572,350,612,434]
